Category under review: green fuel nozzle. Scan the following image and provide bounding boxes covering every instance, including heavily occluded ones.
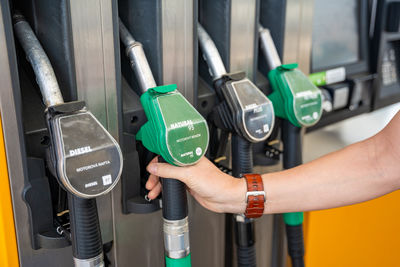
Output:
[259,25,323,128]
[268,64,323,127]
[120,19,209,267]
[136,84,209,167]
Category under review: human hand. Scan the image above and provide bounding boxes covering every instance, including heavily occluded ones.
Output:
[146,156,246,214]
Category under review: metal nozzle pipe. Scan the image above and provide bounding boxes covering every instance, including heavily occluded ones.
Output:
[119,18,136,47]
[13,12,64,107]
[119,18,157,94]
[258,24,282,70]
[197,23,227,80]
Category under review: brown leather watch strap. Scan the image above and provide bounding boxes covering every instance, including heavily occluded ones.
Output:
[243,174,265,218]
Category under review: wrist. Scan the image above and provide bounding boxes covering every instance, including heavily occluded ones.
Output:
[222,176,247,214]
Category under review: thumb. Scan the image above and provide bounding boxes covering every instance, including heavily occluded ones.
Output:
[147,161,188,182]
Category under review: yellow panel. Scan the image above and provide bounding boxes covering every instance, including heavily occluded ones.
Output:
[304,191,400,267]
[0,114,19,267]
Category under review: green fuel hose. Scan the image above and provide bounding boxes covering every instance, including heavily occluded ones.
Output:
[165,254,192,267]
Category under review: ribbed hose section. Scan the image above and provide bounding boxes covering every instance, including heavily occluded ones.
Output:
[162,179,188,220]
[285,225,305,267]
[68,194,103,260]
[235,217,256,267]
[160,158,188,221]
[231,134,253,177]
[231,134,256,267]
[237,245,257,267]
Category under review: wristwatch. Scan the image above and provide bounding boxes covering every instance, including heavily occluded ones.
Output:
[243,174,265,218]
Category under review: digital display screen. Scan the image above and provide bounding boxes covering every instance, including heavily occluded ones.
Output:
[311,0,360,71]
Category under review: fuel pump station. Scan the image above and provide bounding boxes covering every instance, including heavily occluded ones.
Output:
[2,1,399,267]
[13,12,123,267]
[119,19,209,267]
[198,23,275,267]
[259,25,323,267]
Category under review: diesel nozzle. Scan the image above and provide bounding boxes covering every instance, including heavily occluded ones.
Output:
[14,12,123,267]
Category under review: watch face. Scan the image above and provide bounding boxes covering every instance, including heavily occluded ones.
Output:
[226,79,275,142]
[52,111,122,198]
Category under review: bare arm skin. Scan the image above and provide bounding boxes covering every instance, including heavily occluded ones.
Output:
[146,111,400,214]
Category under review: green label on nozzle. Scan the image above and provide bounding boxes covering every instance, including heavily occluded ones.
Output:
[137,85,209,166]
[157,93,209,166]
[284,69,322,127]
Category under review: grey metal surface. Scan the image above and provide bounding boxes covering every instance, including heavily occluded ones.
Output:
[188,196,226,267]
[112,209,165,267]
[68,0,120,247]
[0,1,75,266]
[13,16,64,107]
[161,0,196,104]
[119,20,157,93]
[198,23,227,80]
[229,0,258,81]
[283,0,314,74]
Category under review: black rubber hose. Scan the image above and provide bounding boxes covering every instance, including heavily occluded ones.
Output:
[285,224,305,267]
[68,194,103,260]
[234,216,256,267]
[159,157,188,220]
[231,134,256,267]
[237,245,257,267]
[282,120,302,169]
[231,134,253,176]
[282,120,305,267]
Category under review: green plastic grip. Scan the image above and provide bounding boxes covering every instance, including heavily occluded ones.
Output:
[165,254,192,267]
[283,212,303,226]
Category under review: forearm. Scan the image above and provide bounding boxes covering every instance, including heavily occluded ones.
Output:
[262,133,400,214]
[146,112,400,215]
